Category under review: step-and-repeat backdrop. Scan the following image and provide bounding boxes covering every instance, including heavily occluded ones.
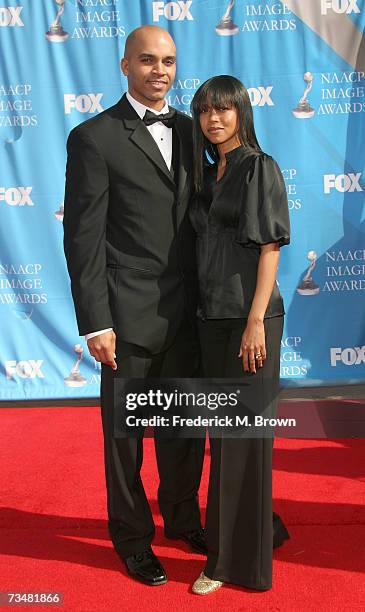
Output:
[0,0,364,399]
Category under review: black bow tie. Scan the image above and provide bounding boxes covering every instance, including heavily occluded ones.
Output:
[143,108,177,128]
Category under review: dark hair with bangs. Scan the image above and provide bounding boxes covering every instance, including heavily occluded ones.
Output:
[191,75,262,192]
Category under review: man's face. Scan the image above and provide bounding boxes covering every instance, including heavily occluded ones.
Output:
[121,31,176,110]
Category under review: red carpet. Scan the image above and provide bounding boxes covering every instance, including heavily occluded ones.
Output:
[1,407,365,611]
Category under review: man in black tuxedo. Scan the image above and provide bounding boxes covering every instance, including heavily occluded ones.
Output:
[63,25,205,586]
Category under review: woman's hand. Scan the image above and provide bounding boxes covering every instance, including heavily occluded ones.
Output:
[239,318,266,373]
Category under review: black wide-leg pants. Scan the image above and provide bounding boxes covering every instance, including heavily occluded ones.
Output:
[100,317,205,559]
[198,315,284,590]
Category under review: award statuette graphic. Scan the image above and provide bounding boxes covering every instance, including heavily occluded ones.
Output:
[297,251,320,295]
[54,202,64,222]
[46,0,69,43]
[215,0,239,36]
[64,344,87,387]
[292,72,315,119]
[12,306,33,320]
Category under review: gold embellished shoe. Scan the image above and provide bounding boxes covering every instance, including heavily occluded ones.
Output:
[192,572,224,595]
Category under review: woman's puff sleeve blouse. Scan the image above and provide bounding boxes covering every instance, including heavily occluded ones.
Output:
[189,147,290,321]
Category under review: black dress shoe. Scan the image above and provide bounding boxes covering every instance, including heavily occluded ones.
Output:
[273,512,290,549]
[124,547,167,586]
[165,527,207,554]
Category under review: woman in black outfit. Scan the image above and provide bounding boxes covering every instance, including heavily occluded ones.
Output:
[190,75,291,595]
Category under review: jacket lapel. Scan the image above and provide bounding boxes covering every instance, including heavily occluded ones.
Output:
[174,114,190,204]
[115,95,191,200]
[129,121,175,185]
[117,95,174,185]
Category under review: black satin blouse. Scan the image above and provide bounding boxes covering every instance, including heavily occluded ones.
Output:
[189,146,290,320]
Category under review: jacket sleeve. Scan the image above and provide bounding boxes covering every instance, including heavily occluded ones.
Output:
[63,126,114,335]
[235,153,290,248]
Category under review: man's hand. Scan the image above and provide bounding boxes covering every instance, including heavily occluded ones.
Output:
[87,330,117,370]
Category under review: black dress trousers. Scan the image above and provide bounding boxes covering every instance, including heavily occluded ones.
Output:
[100,315,205,559]
[198,315,284,590]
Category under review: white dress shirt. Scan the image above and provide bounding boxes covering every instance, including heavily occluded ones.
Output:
[85,91,174,341]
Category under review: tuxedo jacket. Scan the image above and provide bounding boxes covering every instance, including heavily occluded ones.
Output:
[63,94,198,353]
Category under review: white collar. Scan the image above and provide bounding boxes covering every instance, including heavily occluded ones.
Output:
[126,91,169,120]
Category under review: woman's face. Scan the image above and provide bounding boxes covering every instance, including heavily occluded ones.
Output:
[199,103,240,151]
